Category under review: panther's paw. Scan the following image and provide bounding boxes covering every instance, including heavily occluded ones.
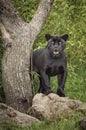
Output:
[57,88,65,97]
[43,89,53,95]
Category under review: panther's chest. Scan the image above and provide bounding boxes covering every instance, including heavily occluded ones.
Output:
[46,59,64,76]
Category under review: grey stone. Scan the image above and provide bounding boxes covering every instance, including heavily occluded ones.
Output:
[31,93,86,120]
[79,117,86,130]
[0,103,40,126]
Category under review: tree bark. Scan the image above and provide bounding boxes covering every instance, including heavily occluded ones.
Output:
[0,0,54,112]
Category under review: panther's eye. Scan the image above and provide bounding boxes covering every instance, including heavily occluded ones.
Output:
[59,41,62,44]
[51,41,54,44]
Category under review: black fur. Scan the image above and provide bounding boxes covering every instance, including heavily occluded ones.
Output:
[32,34,68,97]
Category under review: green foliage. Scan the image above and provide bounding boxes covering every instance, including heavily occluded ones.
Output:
[31,71,40,95]
[0,122,21,130]
[12,0,40,22]
[0,0,86,129]
[0,112,84,130]
[33,0,86,102]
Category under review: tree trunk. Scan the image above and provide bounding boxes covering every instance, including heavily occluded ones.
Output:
[0,0,54,112]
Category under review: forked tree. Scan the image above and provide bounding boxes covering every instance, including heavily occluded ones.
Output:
[0,0,54,112]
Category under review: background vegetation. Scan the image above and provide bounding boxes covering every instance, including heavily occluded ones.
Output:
[0,0,86,129]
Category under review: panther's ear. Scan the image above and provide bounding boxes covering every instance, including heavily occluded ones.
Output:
[61,34,68,41]
[45,34,52,41]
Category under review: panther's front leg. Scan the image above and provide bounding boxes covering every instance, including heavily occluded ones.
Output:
[38,71,52,95]
[57,70,67,97]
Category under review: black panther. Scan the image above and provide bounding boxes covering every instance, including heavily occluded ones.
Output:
[32,34,68,97]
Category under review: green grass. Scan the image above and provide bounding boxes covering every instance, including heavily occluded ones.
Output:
[51,64,86,102]
[66,64,86,102]
[0,112,84,130]
[0,63,85,130]
[0,0,86,129]
[28,64,86,130]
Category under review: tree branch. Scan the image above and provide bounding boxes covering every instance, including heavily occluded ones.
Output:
[29,0,54,42]
[0,0,54,44]
[0,23,12,48]
[0,0,22,21]
[0,0,24,37]
[0,0,54,112]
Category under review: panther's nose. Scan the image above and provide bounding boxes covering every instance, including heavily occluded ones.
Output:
[54,44,58,48]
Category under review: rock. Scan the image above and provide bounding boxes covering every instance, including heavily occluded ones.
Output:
[0,103,40,126]
[79,117,86,130]
[31,93,86,120]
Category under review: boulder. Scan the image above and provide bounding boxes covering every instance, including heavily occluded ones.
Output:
[79,117,86,130]
[31,93,86,120]
[0,103,40,126]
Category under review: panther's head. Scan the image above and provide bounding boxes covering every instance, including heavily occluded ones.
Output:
[45,34,68,58]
